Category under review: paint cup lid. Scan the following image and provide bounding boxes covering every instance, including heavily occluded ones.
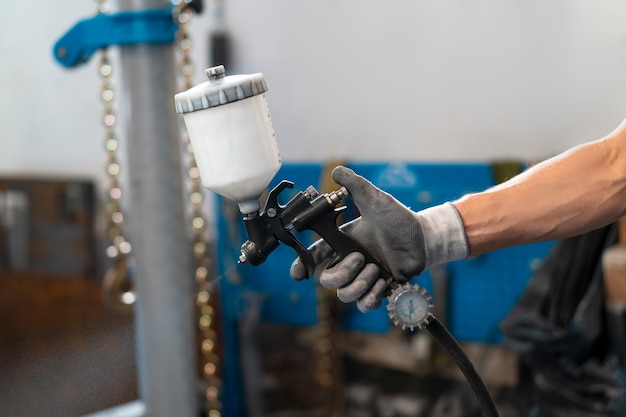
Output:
[174,65,268,114]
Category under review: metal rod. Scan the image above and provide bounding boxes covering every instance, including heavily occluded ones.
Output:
[117,1,198,416]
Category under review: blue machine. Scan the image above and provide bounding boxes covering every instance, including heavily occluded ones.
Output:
[215,161,554,416]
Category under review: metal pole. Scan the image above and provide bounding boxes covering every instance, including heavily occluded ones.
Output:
[117,1,197,416]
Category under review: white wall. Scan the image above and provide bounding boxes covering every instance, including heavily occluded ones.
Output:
[1,1,104,181]
[2,0,626,189]
[224,0,626,162]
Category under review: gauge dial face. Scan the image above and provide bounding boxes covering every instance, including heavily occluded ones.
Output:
[387,283,433,330]
[394,291,430,326]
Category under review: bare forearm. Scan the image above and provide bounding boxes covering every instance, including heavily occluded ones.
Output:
[453,121,626,256]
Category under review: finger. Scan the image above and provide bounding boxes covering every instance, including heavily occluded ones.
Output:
[332,166,386,214]
[332,166,370,195]
[336,262,379,302]
[318,252,365,288]
[289,238,335,280]
[356,278,387,312]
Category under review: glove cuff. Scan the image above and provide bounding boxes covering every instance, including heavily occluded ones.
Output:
[415,202,469,268]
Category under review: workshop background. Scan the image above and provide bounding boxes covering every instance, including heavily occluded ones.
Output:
[2,0,626,417]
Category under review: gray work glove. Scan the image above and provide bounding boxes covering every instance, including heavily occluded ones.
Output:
[290,166,469,312]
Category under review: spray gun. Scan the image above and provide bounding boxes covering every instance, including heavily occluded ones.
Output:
[239,181,397,279]
[175,66,499,417]
[175,65,392,281]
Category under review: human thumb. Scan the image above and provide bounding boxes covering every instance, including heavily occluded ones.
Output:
[332,166,394,214]
[331,166,382,210]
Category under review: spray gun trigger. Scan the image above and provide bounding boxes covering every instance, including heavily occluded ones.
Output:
[261,180,318,277]
[297,248,317,278]
[266,215,316,277]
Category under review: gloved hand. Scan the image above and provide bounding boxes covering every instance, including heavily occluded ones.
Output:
[290,166,469,312]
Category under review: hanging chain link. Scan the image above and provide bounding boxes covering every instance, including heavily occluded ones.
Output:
[315,165,347,416]
[98,0,135,314]
[96,0,222,414]
[173,3,222,416]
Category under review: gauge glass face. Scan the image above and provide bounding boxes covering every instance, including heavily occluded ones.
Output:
[394,291,429,326]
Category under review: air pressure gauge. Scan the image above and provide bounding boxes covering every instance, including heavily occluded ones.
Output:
[386,283,434,331]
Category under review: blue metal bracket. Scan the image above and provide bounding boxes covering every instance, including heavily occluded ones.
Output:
[53,8,178,68]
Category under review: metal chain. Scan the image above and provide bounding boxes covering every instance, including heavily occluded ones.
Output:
[98,0,135,314]
[314,286,345,415]
[173,3,222,416]
[96,0,222,413]
[315,165,347,416]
